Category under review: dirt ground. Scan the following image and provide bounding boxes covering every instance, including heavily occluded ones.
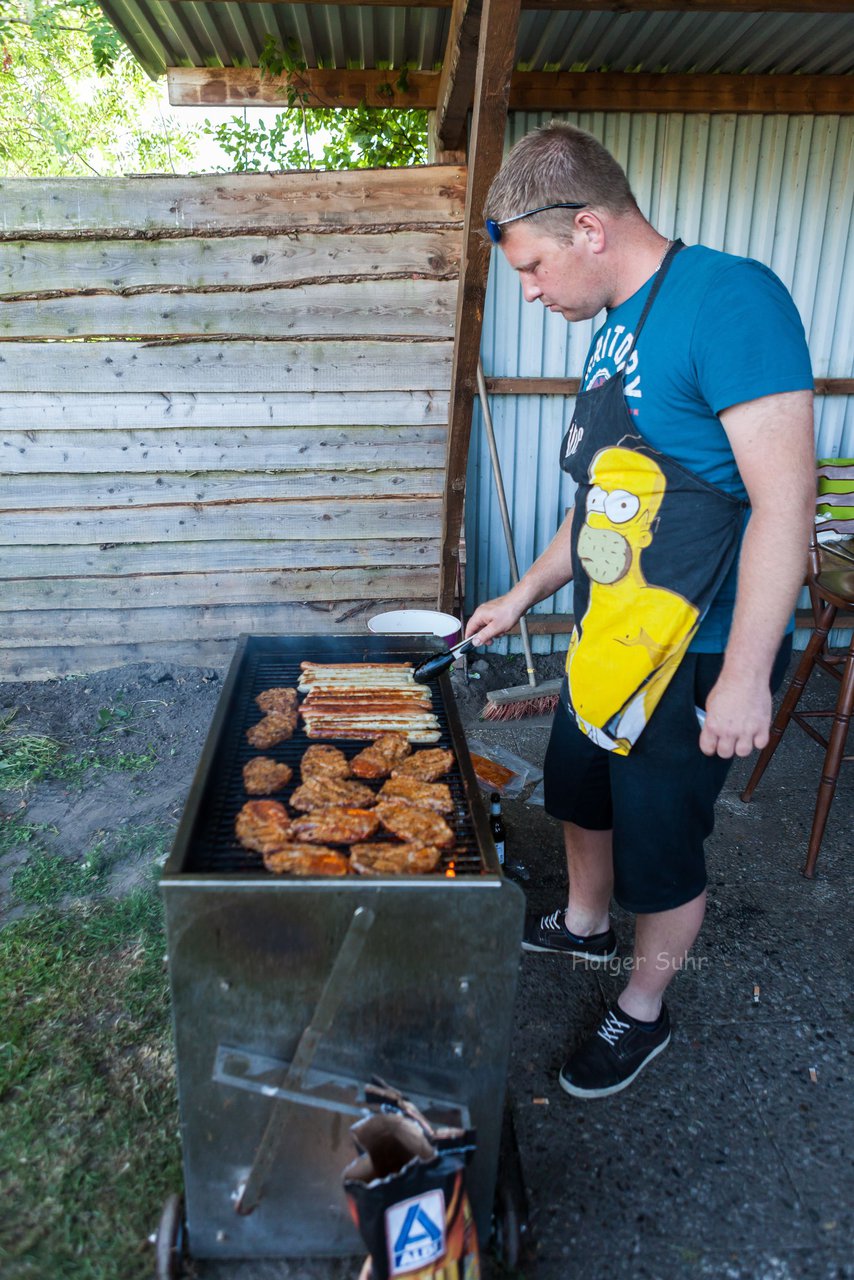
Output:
[0,662,225,922]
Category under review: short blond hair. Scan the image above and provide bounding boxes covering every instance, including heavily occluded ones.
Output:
[484,122,638,239]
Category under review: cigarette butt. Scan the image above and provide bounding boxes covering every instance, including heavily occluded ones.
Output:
[753,984,761,1003]
[809,1067,818,1083]
[532,1096,549,1105]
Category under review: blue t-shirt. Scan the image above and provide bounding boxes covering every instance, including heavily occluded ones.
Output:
[580,245,813,650]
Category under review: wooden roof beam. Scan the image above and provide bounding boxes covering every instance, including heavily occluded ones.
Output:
[431,0,482,153]
[169,68,854,115]
[438,0,522,612]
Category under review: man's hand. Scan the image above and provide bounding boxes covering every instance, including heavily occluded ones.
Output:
[465,592,526,647]
[700,673,772,759]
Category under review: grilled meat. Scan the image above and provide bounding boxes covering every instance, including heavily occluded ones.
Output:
[242,756,293,795]
[262,845,350,876]
[350,732,412,780]
[246,709,297,748]
[290,775,377,812]
[378,776,453,815]
[256,686,299,714]
[300,744,351,782]
[375,801,455,848]
[235,800,292,854]
[289,806,380,845]
[350,843,442,876]
[391,748,455,782]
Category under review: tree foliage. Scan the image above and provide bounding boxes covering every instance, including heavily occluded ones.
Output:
[0,0,198,176]
[202,36,428,172]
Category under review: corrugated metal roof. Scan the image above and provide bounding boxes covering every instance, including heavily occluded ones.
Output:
[98,4,854,81]
[467,110,854,654]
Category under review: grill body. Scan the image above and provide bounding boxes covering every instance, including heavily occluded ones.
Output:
[161,634,525,1259]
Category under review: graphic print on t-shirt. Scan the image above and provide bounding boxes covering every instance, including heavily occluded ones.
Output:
[567,444,700,751]
[584,326,642,406]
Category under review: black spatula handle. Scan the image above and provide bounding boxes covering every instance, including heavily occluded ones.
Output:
[413,636,477,684]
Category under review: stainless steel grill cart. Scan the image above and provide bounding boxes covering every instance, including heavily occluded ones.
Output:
[156,634,525,1272]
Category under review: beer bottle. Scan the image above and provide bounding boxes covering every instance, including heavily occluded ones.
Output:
[489,792,505,866]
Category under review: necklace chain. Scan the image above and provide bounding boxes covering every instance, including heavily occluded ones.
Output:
[656,238,673,271]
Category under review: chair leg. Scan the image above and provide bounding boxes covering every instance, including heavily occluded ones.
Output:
[741,604,837,802]
[802,632,854,878]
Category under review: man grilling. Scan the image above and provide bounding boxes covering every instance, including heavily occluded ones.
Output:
[465,122,814,1097]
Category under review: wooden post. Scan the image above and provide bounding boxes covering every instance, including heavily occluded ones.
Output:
[438,0,521,613]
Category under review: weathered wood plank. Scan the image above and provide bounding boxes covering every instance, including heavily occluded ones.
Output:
[0,639,241,681]
[0,391,450,430]
[0,468,444,508]
[432,0,483,152]
[509,72,854,115]
[0,538,441,579]
[3,568,440,611]
[0,231,461,295]
[0,341,454,393]
[167,66,438,109]
[0,599,440,646]
[484,376,853,396]
[164,67,854,116]
[0,498,442,545]
[0,425,448,473]
[0,279,458,340]
[0,168,466,237]
[440,0,521,611]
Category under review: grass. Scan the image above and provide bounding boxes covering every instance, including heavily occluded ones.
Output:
[0,887,181,1280]
[7,822,173,909]
[0,700,161,798]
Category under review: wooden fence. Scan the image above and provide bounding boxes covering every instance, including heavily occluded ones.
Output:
[0,167,464,679]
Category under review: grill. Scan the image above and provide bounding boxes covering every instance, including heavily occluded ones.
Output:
[183,634,488,877]
[160,634,524,1261]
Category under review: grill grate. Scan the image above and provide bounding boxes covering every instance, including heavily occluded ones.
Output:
[181,636,489,877]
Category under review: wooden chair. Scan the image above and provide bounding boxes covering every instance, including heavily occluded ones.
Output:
[741,536,854,877]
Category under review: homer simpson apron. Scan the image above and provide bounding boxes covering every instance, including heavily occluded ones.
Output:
[559,241,748,755]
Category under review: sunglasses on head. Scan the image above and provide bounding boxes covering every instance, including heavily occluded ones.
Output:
[485,201,588,245]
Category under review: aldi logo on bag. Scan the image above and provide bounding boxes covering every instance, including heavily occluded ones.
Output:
[386,1189,446,1274]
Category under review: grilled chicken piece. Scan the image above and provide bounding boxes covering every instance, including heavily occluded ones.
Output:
[350,732,412,780]
[246,710,297,748]
[235,800,292,854]
[350,843,442,876]
[290,807,380,845]
[378,776,453,815]
[262,845,349,876]
[391,748,455,782]
[375,801,455,848]
[242,756,293,795]
[290,775,377,812]
[300,744,351,782]
[256,686,299,714]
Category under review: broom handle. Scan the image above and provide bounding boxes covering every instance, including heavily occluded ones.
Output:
[476,359,537,688]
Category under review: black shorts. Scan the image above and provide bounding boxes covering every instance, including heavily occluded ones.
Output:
[542,639,792,914]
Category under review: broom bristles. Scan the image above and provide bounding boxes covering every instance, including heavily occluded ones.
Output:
[481,693,559,721]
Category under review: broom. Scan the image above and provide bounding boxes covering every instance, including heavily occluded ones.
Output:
[476,359,562,721]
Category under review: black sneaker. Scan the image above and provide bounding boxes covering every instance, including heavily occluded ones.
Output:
[521,909,617,963]
[559,1003,671,1099]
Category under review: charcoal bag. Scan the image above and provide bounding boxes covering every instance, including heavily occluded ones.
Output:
[342,1082,480,1280]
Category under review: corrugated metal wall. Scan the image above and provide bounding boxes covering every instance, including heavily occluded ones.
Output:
[467,112,854,653]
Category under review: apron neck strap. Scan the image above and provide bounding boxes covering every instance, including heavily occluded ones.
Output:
[621,238,684,366]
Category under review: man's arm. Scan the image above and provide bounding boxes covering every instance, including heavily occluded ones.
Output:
[465,509,576,645]
[701,388,814,759]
